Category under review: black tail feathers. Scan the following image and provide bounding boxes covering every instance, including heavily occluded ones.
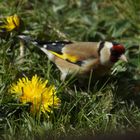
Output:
[18,35,73,54]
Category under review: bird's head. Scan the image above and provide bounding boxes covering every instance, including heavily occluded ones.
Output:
[110,42,127,63]
[99,41,127,65]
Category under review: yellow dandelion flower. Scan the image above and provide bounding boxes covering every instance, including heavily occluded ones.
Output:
[9,75,61,113]
[0,14,20,31]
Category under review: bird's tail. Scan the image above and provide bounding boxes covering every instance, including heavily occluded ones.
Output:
[18,35,56,59]
[18,35,38,46]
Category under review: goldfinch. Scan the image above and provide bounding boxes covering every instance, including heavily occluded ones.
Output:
[18,35,127,81]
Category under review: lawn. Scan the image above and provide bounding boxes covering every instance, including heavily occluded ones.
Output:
[1,0,140,139]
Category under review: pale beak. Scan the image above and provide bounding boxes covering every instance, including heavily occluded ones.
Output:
[119,54,128,62]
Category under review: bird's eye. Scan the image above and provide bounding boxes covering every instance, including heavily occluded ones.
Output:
[111,49,120,57]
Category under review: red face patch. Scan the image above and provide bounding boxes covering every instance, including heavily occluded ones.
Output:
[110,44,125,63]
[112,45,125,54]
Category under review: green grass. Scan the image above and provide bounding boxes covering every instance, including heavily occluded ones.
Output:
[1,0,140,139]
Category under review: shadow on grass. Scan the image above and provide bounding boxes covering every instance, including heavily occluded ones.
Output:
[67,68,140,108]
[35,132,140,140]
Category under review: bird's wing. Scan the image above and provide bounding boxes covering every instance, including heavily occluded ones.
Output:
[37,41,100,65]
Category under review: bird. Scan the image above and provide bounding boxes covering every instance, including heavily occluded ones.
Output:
[18,35,127,81]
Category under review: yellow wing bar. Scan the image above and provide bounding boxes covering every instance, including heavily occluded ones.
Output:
[49,50,79,63]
